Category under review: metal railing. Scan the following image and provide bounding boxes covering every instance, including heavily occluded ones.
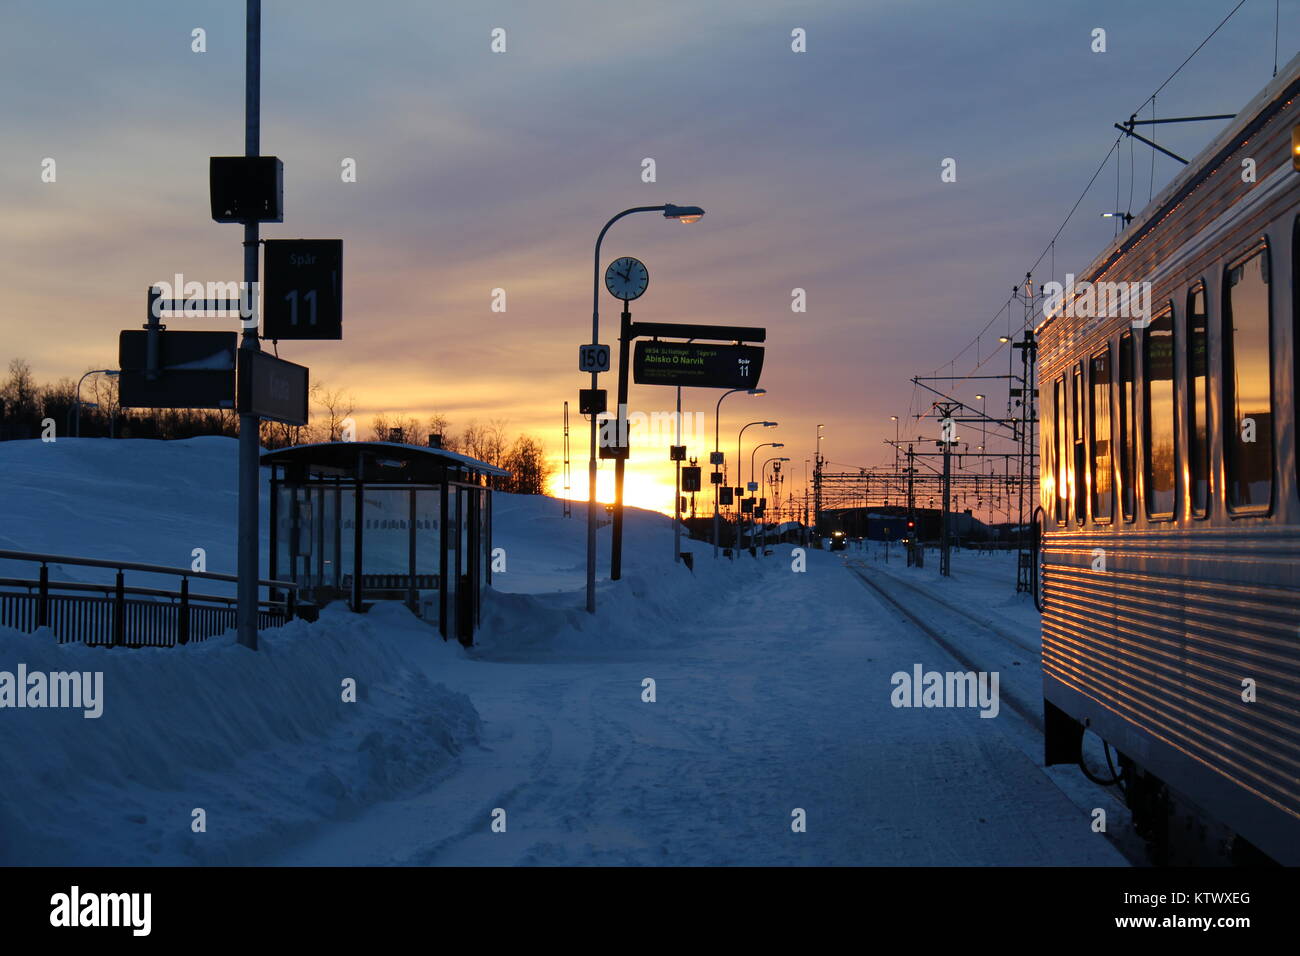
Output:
[0,549,299,648]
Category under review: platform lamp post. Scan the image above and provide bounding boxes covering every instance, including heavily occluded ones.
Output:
[750,442,784,492]
[890,414,899,473]
[735,421,777,558]
[73,369,119,437]
[712,387,765,558]
[586,202,705,614]
[751,442,784,550]
[760,455,790,552]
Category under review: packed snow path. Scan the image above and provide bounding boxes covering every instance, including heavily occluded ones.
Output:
[0,440,1126,866]
[269,548,1125,866]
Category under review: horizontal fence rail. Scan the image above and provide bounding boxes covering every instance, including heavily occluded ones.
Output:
[0,549,299,648]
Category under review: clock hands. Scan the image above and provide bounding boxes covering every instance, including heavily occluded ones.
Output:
[607,258,644,298]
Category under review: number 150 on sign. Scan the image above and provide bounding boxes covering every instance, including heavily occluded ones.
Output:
[578,344,610,373]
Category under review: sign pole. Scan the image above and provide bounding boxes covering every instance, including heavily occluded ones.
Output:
[236,0,263,651]
[610,301,632,581]
[674,385,682,564]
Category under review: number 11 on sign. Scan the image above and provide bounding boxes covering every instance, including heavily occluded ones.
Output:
[283,289,318,326]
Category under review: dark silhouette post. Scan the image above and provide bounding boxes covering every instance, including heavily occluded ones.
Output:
[236,0,263,650]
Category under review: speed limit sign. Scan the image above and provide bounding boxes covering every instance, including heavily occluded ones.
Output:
[578,344,610,373]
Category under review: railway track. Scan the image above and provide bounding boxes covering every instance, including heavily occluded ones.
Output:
[842,556,1151,866]
[842,558,1043,732]
[867,560,1041,658]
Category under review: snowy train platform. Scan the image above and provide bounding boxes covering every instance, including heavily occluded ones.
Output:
[0,438,1127,866]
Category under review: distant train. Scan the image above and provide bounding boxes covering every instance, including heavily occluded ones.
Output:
[1038,55,1300,864]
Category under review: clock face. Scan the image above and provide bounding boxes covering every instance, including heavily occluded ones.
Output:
[604,257,649,301]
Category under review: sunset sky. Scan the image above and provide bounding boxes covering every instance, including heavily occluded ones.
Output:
[2,0,1294,514]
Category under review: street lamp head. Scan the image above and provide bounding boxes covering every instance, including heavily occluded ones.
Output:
[890,415,898,421]
[763,421,778,427]
[771,443,785,448]
[998,335,1011,344]
[975,393,985,400]
[747,388,766,396]
[663,203,705,224]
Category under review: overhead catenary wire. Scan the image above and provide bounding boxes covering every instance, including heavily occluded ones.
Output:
[930,136,1122,382]
[927,0,1254,390]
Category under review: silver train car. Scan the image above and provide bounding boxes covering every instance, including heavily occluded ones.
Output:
[1038,56,1300,865]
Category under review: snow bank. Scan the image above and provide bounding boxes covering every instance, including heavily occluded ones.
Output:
[0,436,252,592]
[0,602,479,865]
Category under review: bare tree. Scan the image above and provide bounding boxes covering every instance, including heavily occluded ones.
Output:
[2,358,36,417]
[399,416,421,444]
[310,382,355,443]
[464,417,510,468]
[460,420,482,460]
[428,411,456,451]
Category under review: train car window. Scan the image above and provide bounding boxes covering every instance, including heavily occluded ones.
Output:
[1143,304,1176,518]
[1089,347,1113,522]
[1072,365,1086,522]
[1187,283,1209,516]
[1223,243,1274,512]
[1118,332,1137,521]
[1054,376,1067,523]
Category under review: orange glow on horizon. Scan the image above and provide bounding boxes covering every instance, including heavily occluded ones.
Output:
[547,460,683,517]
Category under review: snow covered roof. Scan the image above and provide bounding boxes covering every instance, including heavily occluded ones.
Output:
[261,441,510,478]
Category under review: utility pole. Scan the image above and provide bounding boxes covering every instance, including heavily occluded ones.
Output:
[1013,327,1039,593]
[1012,273,1040,594]
[906,443,916,526]
[812,456,822,544]
[935,402,960,577]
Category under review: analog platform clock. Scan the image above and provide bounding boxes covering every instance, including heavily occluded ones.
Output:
[604,256,649,301]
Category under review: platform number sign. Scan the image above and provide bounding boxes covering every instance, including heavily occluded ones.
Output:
[578,344,610,373]
[263,239,343,340]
